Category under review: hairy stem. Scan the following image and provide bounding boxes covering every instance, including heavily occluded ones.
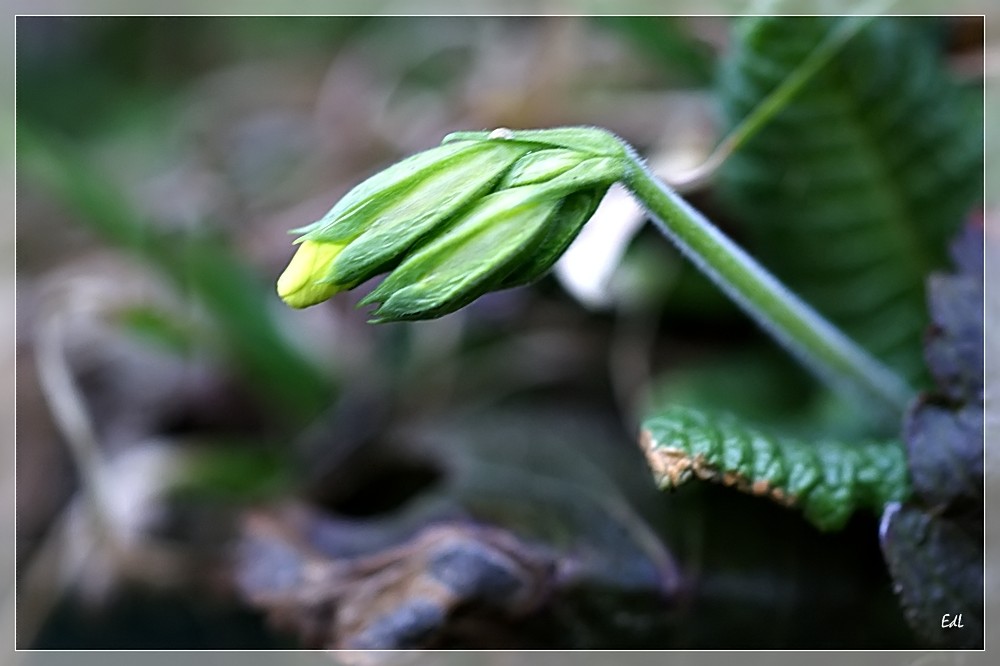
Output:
[622,148,913,420]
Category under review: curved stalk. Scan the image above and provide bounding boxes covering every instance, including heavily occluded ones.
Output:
[622,147,913,420]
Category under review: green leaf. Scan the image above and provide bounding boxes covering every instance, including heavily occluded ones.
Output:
[717,17,982,385]
[640,405,910,531]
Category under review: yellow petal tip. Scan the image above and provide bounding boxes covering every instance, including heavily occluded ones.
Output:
[277,240,346,308]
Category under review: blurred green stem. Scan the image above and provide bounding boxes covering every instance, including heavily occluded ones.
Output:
[622,148,913,420]
[668,16,872,192]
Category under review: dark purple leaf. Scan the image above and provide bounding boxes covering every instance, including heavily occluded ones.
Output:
[948,223,984,279]
[879,502,983,648]
[903,399,983,515]
[924,226,984,404]
[883,224,984,649]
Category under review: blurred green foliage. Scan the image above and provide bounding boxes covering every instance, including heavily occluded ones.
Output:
[19,128,334,418]
[16,17,369,139]
[717,17,983,385]
[594,16,715,85]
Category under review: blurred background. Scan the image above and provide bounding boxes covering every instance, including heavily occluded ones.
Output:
[12,15,988,654]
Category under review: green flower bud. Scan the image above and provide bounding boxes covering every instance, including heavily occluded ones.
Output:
[443,126,628,160]
[277,126,629,319]
[497,148,588,188]
[322,141,534,288]
[361,156,624,321]
[358,186,563,321]
[279,140,533,307]
[498,184,609,289]
[295,140,526,244]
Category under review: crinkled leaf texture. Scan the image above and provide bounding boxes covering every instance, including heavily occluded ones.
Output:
[923,226,984,405]
[718,17,982,383]
[903,227,984,522]
[903,399,983,521]
[880,226,984,648]
[641,405,909,531]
